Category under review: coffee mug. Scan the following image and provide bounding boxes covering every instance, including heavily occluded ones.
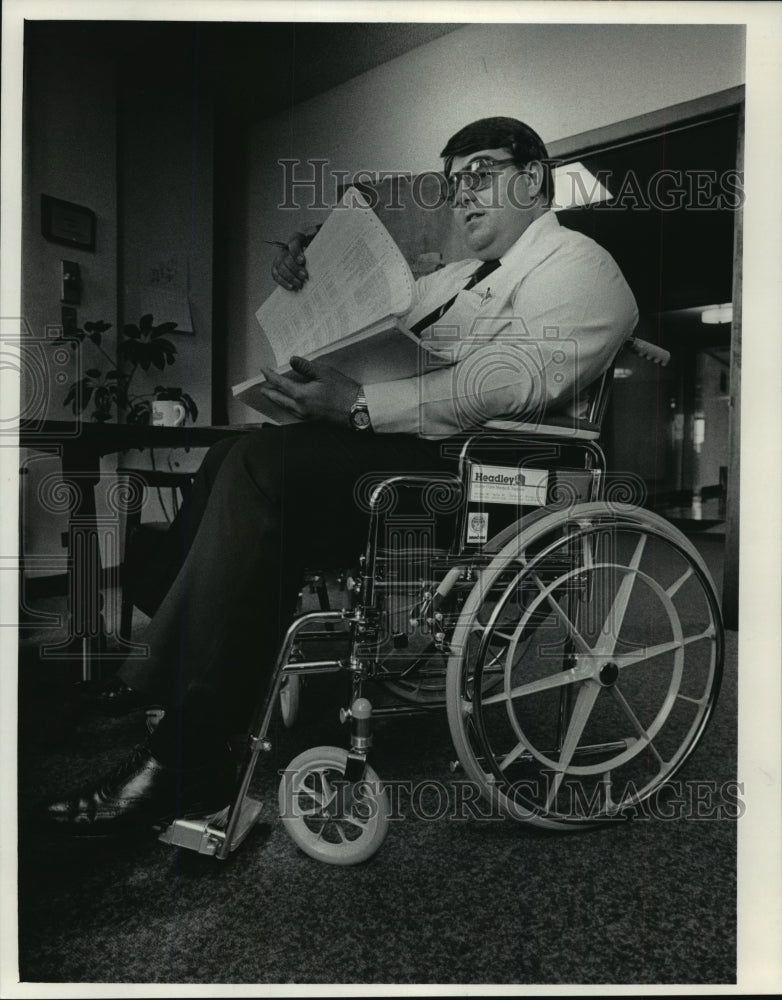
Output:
[151,400,186,427]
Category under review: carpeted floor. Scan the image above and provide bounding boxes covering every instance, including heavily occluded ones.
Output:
[15,536,737,986]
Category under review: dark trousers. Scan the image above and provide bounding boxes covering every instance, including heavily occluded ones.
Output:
[119,422,455,751]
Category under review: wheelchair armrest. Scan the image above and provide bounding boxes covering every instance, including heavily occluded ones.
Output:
[482,415,601,440]
[364,472,464,518]
[627,337,670,366]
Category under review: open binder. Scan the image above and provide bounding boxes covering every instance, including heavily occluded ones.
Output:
[233,187,423,422]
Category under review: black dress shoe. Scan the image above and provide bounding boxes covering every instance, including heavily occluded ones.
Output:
[94,678,152,715]
[44,745,235,837]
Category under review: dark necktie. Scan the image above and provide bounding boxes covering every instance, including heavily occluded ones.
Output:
[410,258,501,336]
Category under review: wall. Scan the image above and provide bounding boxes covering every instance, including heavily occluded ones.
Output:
[20,26,215,578]
[20,29,119,577]
[119,74,214,424]
[226,22,746,421]
[21,30,119,422]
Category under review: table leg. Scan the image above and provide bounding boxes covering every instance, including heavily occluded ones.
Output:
[41,441,106,681]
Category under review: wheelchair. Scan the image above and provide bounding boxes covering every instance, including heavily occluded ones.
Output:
[159,337,724,864]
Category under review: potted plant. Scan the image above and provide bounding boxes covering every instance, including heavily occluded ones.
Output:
[59,314,197,424]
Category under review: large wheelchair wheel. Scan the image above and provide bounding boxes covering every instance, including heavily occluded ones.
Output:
[278,746,390,864]
[446,503,724,829]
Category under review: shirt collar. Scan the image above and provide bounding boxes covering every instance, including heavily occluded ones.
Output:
[498,210,559,267]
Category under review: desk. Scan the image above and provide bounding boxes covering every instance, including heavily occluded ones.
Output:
[19,419,252,679]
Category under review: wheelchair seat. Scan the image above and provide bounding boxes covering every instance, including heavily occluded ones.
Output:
[482,414,601,440]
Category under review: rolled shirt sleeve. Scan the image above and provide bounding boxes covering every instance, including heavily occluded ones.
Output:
[364,212,638,439]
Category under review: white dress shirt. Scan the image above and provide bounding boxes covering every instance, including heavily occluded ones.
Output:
[364,211,638,439]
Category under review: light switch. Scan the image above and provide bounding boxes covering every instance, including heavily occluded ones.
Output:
[61,260,81,304]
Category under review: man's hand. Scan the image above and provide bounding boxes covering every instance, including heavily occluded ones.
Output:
[260,357,361,424]
[271,231,315,291]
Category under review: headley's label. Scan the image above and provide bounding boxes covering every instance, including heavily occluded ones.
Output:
[468,464,549,507]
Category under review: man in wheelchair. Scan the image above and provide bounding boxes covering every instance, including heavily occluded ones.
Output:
[44,116,640,837]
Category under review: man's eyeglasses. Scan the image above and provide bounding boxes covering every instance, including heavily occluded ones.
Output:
[446,157,519,206]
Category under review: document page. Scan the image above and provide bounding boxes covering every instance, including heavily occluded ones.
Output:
[256,187,416,365]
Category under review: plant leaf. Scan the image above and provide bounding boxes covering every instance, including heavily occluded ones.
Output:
[85,368,101,378]
[127,401,151,425]
[152,321,178,338]
[77,384,94,413]
[155,339,177,364]
[183,393,198,423]
[139,314,154,335]
[123,323,141,340]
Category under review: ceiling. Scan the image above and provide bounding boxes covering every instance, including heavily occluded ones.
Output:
[29,20,461,122]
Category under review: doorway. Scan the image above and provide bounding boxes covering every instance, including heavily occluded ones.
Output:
[549,89,743,626]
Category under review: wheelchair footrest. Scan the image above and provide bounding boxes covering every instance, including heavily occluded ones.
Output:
[158,797,263,857]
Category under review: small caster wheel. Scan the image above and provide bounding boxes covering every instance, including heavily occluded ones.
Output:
[279,746,390,865]
[279,673,301,728]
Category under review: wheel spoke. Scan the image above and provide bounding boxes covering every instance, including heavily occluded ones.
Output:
[498,740,531,771]
[545,681,601,808]
[612,626,715,668]
[610,685,665,766]
[472,624,525,646]
[676,691,711,707]
[313,819,330,842]
[295,801,328,817]
[318,771,337,803]
[667,565,694,598]
[594,533,647,657]
[300,780,327,809]
[527,570,592,655]
[340,811,371,832]
[481,666,579,706]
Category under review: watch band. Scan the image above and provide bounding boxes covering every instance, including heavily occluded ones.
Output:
[349,388,372,431]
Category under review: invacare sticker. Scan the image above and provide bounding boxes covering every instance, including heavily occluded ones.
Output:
[469,464,549,506]
[466,512,489,543]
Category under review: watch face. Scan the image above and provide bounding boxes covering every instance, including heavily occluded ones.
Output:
[351,407,371,430]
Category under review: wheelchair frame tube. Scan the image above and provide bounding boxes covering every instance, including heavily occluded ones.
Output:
[363,473,463,609]
[216,609,346,859]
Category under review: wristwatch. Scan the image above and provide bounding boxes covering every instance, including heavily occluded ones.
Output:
[349,388,372,431]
